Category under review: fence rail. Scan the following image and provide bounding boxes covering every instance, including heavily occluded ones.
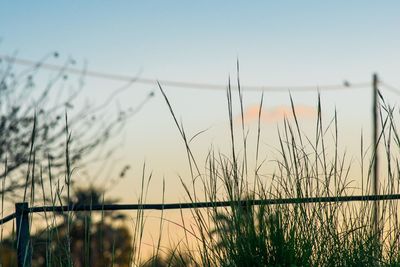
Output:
[2,193,400,267]
[3,193,400,225]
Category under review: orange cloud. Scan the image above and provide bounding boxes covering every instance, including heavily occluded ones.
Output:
[237,104,316,124]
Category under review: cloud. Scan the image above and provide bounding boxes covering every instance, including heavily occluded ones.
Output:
[236,104,316,124]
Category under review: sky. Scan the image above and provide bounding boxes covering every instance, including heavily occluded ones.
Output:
[1,1,400,204]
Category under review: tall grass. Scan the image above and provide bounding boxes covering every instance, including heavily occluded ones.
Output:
[2,78,400,266]
[0,114,143,266]
[157,79,400,266]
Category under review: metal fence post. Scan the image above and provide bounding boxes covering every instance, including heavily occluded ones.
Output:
[15,202,32,267]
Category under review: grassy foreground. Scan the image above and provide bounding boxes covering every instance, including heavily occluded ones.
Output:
[2,82,400,267]
[150,83,400,266]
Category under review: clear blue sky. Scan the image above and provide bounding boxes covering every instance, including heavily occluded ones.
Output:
[1,1,399,85]
[1,1,400,202]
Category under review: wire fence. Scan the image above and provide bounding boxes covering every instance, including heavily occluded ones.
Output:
[2,193,400,267]
[3,193,400,225]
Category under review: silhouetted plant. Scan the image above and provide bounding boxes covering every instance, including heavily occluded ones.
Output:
[30,186,132,267]
[0,53,153,200]
[140,249,195,267]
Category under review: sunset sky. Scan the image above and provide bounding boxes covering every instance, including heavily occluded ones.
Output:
[1,1,400,205]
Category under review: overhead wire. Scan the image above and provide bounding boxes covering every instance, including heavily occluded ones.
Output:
[0,55,371,92]
[379,81,400,96]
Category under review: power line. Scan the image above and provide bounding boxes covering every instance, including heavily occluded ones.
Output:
[379,81,400,95]
[0,55,370,92]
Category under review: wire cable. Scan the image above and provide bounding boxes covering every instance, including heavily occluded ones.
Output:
[0,55,370,92]
[2,193,400,225]
[379,81,400,96]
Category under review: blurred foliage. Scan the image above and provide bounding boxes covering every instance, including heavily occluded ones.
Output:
[0,187,133,267]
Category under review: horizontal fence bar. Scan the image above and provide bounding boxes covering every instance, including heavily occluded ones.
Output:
[0,213,17,225]
[2,193,400,225]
